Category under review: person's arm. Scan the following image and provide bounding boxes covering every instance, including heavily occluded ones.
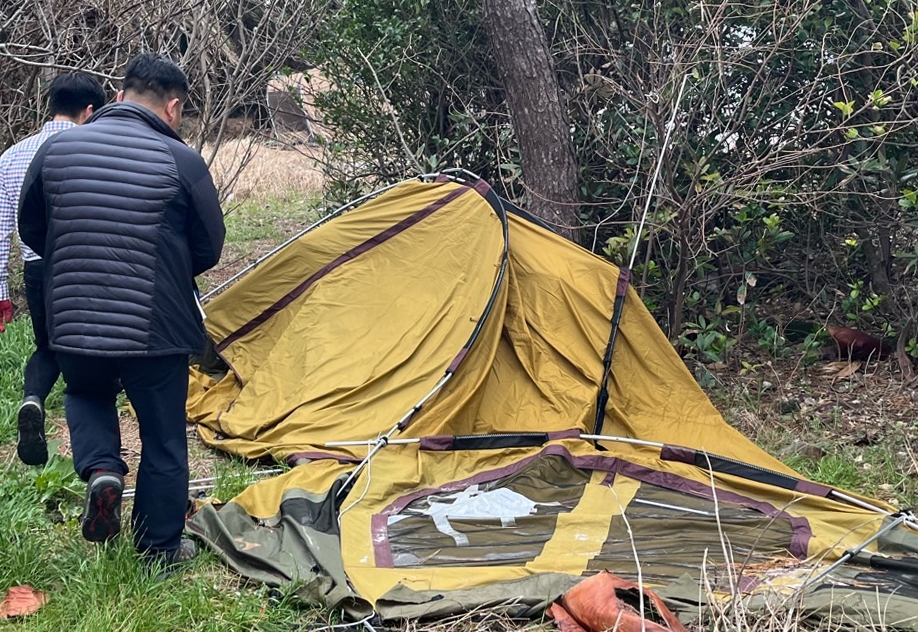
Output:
[0,165,15,302]
[17,146,49,259]
[179,149,226,276]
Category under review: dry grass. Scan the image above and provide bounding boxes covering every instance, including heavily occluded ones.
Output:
[204,137,325,204]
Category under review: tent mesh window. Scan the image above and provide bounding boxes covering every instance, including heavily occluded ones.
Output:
[587,481,798,584]
[385,455,589,567]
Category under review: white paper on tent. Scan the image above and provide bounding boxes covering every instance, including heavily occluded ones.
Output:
[389,485,541,546]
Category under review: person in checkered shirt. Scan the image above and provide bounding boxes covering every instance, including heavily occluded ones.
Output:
[0,72,106,466]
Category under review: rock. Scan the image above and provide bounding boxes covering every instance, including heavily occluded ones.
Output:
[778,399,801,415]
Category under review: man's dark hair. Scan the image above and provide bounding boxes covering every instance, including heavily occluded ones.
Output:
[48,73,107,118]
[122,53,189,103]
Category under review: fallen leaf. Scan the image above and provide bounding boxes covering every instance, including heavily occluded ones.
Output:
[831,361,862,383]
[0,586,48,619]
[818,361,850,374]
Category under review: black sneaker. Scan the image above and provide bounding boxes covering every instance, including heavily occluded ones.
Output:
[16,396,47,466]
[81,471,124,542]
[149,538,199,581]
[171,538,198,563]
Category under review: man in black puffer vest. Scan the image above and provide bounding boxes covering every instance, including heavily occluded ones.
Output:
[18,53,225,568]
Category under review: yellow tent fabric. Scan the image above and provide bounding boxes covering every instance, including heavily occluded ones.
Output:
[187,176,918,626]
[191,178,789,469]
[193,180,506,460]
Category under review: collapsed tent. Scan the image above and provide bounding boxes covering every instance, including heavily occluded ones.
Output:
[186,173,918,627]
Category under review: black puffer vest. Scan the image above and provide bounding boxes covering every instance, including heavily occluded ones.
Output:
[18,103,225,357]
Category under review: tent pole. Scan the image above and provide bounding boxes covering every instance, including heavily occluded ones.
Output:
[335,373,455,499]
[332,174,511,503]
[805,511,913,587]
[592,75,690,435]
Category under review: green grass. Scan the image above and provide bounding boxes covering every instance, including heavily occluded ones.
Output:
[785,445,918,508]
[209,455,286,502]
[710,368,918,510]
[0,314,320,630]
[0,320,64,444]
[223,194,322,247]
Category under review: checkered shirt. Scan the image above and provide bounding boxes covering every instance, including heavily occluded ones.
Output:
[0,120,76,300]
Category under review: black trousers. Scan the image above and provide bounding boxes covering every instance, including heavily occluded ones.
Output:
[23,260,60,402]
[57,352,190,557]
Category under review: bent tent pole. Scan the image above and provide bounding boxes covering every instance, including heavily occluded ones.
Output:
[325,431,918,531]
[334,174,511,502]
[592,74,691,436]
[335,373,456,499]
[202,171,471,302]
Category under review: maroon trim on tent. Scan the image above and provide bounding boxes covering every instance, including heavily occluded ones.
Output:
[284,451,364,465]
[738,575,762,592]
[215,186,471,352]
[660,445,695,465]
[373,517,394,567]
[419,435,454,451]
[607,458,812,559]
[794,480,833,498]
[433,175,489,199]
[473,178,492,197]
[447,348,469,373]
[550,429,582,441]
[615,267,632,297]
[371,445,813,567]
[210,342,246,386]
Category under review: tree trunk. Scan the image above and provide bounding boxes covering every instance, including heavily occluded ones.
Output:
[482,0,580,243]
[854,222,891,295]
